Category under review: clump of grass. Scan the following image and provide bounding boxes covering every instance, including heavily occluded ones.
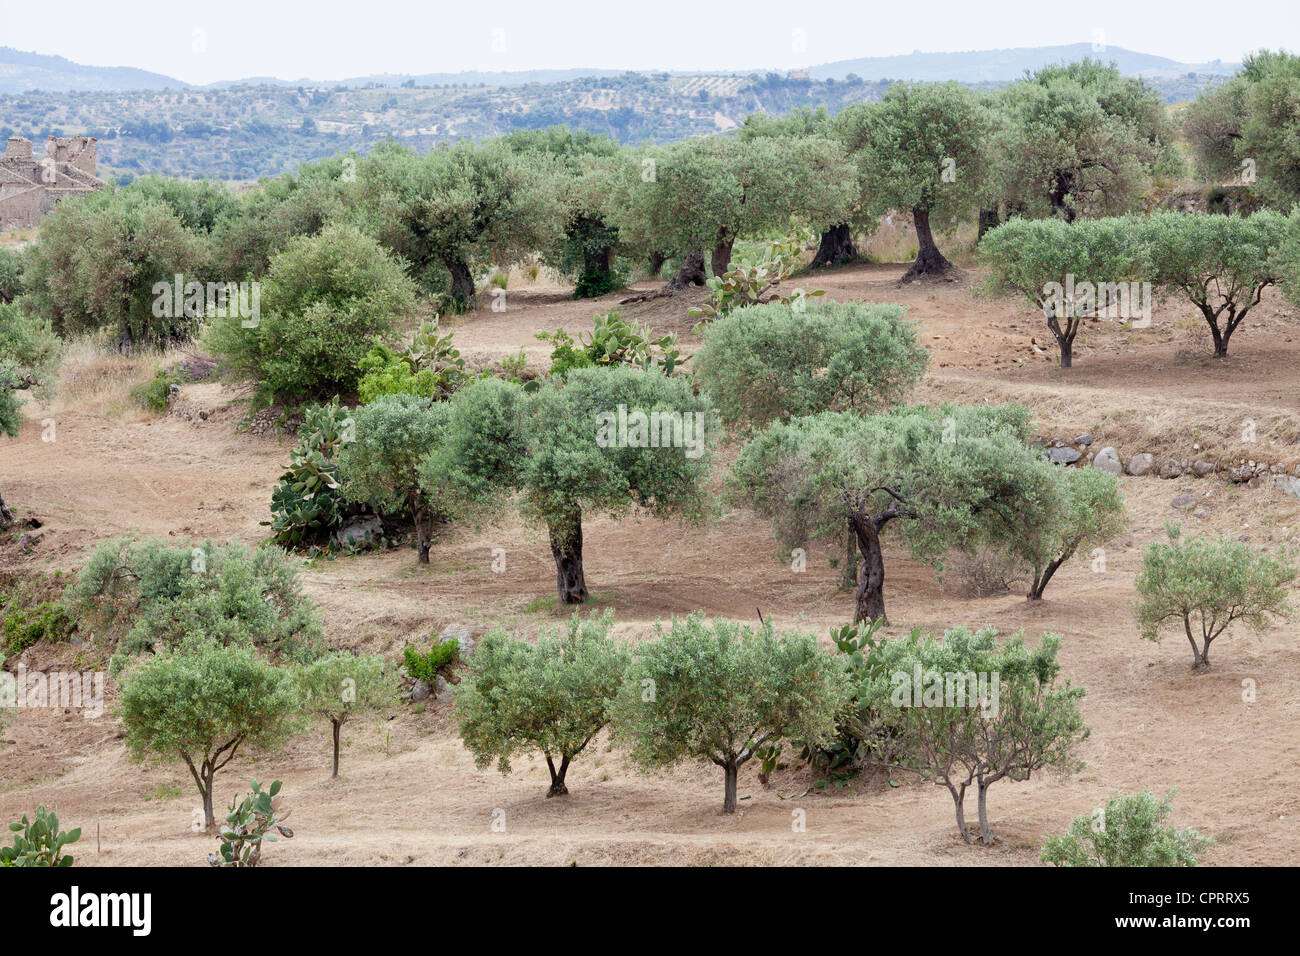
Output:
[129,366,186,412]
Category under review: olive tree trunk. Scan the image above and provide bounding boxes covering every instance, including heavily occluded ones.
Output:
[545,754,571,797]
[445,257,476,309]
[850,512,888,625]
[901,207,952,281]
[548,509,588,604]
[811,223,855,268]
[666,249,707,290]
[0,490,13,531]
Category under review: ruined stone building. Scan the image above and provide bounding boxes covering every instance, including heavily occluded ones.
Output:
[0,136,105,232]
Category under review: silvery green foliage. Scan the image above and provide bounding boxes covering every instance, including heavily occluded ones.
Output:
[208,779,294,868]
[612,614,848,812]
[1042,790,1210,867]
[1134,524,1296,668]
[454,612,629,796]
[694,300,926,434]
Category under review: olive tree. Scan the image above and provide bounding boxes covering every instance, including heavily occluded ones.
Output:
[296,651,397,777]
[861,627,1089,845]
[336,394,452,564]
[455,613,629,796]
[1019,466,1126,600]
[730,403,1054,624]
[979,216,1149,368]
[0,303,59,529]
[356,139,564,308]
[694,300,927,435]
[208,222,418,406]
[606,135,854,286]
[1134,525,1295,669]
[612,614,847,813]
[989,61,1178,224]
[424,367,715,604]
[840,83,988,279]
[1142,210,1287,357]
[119,640,301,830]
[22,189,209,351]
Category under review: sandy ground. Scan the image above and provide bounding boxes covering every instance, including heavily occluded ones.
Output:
[2,261,1299,866]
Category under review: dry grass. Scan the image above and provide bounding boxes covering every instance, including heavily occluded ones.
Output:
[51,333,185,419]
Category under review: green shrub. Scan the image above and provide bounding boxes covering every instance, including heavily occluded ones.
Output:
[1,805,81,867]
[2,596,74,655]
[1042,790,1211,867]
[130,365,186,412]
[695,299,927,434]
[208,222,418,407]
[0,247,24,304]
[356,318,473,403]
[65,537,324,671]
[403,638,458,683]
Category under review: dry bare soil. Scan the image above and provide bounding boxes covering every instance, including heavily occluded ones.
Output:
[3,262,1299,866]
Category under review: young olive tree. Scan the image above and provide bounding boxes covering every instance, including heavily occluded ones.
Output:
[861,627,1089,845]
[729,404,1054,624]
[336,394,452,564]
[455,613,629,796]
[694,300,927,435]
[119,641,301,831]
[355,139,564,308]
[296,652,397,777]
[979,216,1149,368]
[1142,210,1288,357]
[0,303,60,529]
[1019,466,1126,600]
[424,366,715,604]
[612,614,847,813]
[1134,525,1295,669]
[1041,789,1210,867]
[840,83,988,279]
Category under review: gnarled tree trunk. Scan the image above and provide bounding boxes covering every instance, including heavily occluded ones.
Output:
[445,257,476,309]
[711,238,734,278]
[548,508,588,604]
[811,223,855,268]
[901,206,952,281]
[546,754,571,797]
[0,490,13,531]
[666,249,707,290]
[722,759,739,813]
[851,512,888,625]
[977,208,1001,241]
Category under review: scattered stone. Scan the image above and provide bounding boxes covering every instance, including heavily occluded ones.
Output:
[1047,446,1082,465]
[335,514,383,549]
[410,680,431,702]
[1092,447,1123,474]
[435,675,450,698]
[1171,495,1196,511]
[1158,460,1183,480]
[1193,508,1209,519]
[1192,460,1215,477]
[1228,464,1254,483]
[1126,453,1155,476]
[1074,433,1093,446]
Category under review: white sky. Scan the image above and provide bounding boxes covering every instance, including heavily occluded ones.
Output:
[3,0,1293,85]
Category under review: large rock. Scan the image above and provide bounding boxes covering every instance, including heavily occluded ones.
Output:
[1092,447,1123,474]
[1126,453,1155,476]
[1228,464,1254,483]
[410,680,431,702]
[1048,446,1082,465]
[1270,475,1300,500]
[1192,460,1215,477]
[1158,460,1183,480]
[441,627,474,659]
[1171,495,1196,511]
[335,514,383,549]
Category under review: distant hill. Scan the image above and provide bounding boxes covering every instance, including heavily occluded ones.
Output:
[808,43,1239,83]
[0,46,185,93]
[1,42,1240,94]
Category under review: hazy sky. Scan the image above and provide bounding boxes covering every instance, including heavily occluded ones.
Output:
[4,0,1294,84]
